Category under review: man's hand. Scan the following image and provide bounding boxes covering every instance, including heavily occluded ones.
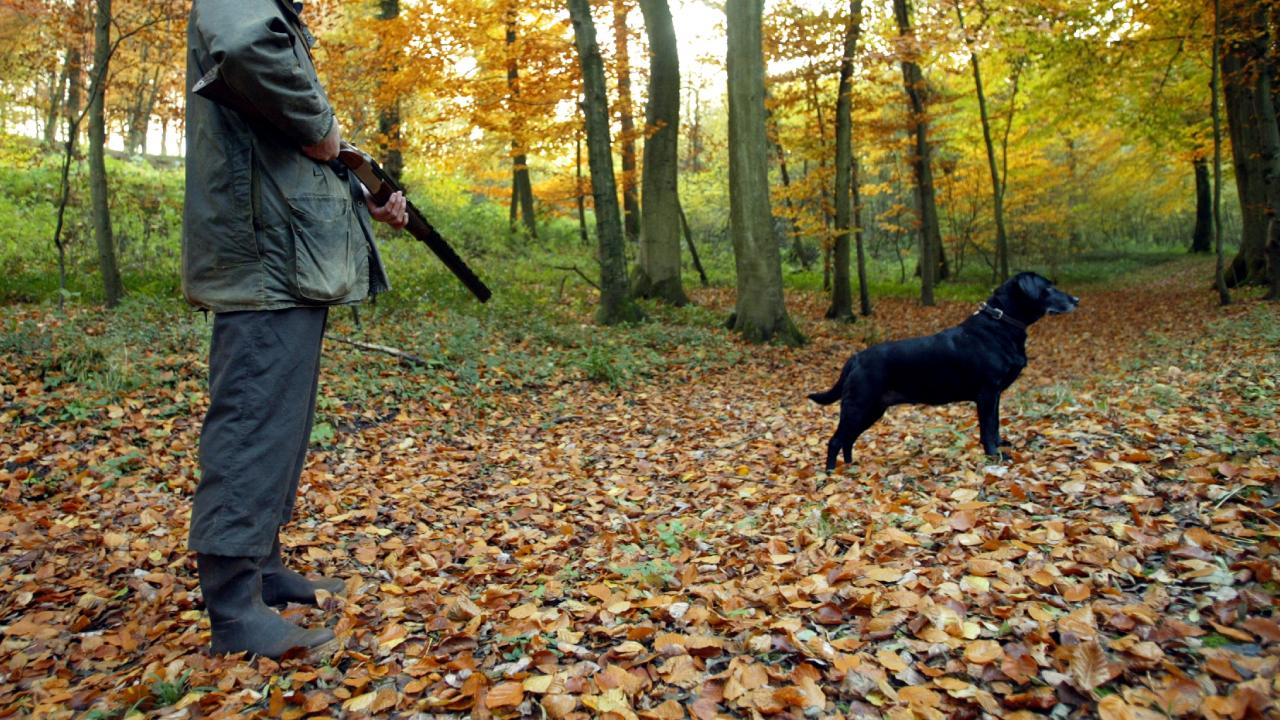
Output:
[366,189,409,230]
[302,118,341,162]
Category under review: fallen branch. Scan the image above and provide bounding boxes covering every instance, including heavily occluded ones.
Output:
[328,335,428,367]
[550,264,601,291]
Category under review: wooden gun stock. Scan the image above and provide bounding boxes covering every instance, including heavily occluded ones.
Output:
[338,145,491,303]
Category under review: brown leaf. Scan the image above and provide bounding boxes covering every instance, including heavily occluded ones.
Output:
[1069,642,1120,692]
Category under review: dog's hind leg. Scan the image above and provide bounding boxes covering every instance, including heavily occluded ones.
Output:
[840,404,886,465]
[825,425,847,472]
[826,403,887,472]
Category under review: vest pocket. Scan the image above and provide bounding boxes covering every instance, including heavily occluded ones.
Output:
[288,194,356,302]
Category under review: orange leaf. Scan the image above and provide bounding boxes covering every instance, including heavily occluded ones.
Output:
[1097,694,1135,720]
[964,639,1003,664]
[485,682,525,709]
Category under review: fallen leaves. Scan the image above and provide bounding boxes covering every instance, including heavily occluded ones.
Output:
[0,260,1277,718]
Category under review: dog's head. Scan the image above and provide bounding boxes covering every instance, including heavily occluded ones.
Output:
[991,272,1079,324]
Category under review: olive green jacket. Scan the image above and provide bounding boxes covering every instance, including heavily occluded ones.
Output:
[183,0,389,312]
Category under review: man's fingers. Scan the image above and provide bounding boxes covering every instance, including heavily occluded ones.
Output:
[367,191,409,229]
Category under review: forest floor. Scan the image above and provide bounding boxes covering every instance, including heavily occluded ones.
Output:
[0,257,1278,719]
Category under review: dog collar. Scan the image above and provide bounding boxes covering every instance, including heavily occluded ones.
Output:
[975,302,1027,331]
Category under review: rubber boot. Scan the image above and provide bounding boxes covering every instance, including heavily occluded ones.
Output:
[261,536,346,607]
[197,554,337,659]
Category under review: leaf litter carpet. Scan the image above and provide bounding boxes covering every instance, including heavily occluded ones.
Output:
[1,260,1278,718]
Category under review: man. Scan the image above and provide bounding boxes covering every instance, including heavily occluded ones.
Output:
[184,0,408,659]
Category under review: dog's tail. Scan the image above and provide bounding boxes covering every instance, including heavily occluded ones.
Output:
[808,358,853,405]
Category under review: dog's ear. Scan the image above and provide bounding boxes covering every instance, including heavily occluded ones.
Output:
[1015,273,1043,299]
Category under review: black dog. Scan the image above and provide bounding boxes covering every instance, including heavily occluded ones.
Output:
[809,272,1078,471]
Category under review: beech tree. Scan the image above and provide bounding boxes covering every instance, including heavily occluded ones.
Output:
[567,0,643,325]
[506,3,538,238]
[632,0,687,305]
[1220,0,1277,290]
[611,0,640,244]
[725,0,802,345]
[893,0,945,306]
[826,0,864,321]
[89,0,123,307]
[953,0,1010,281]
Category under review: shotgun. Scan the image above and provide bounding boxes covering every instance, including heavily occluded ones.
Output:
[336,144,490,303]
[192,66,491,303]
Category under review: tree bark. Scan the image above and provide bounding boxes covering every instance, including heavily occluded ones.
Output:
[52,47,83,307]
[65,47,83,150]
[827,0,863,321]
[1221,0,1270,287]
[678,201,710,287]
[44,51,71,146]
[378,0,404,185]
[612,0,640,243]
[1213,0,1231,304]
[567,0,643,324]
[124,57,160,156]
[1248,1,1280,299]
[894,0,942,306]
[576,127,590,245]
[507,6,538,239]
[725,0,803,345]
[954,0,1009,281]
[90,0,124,308]
[772,132,808,269]
[853,150,872,316]
[632,0,688,305]
[1191,157,1213,253]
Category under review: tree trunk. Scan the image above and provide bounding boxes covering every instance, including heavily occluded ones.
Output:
[576,127,590,245]
[1213,0,1231,304]
[1221,1,1270,287]
[1191,157,1213,253]
[678,201,710,287]
[1248,1,1280,299]
[954,0,1009,281]
[632,0,688,305]
[507,6,538,239]
[773,134,808,269]
[567,0,643,324]
[52,47,84,308]
[802,72,835,245]
[66,47,83,150]
[90,0,124,308]
[827,0,863,322]
[612,0,640,244]
[853,150,872,316]
[894,0,941,306]
[725,0,803,345]
[378,0,404,184]
[125,62,161,156]
[44,51,71,146]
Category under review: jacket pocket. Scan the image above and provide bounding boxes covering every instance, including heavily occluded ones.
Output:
[289,194,357,302]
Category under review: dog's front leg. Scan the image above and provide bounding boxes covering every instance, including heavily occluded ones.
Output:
[976,391,1002,458]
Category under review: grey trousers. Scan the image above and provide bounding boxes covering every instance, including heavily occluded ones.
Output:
[188,306,328,557]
